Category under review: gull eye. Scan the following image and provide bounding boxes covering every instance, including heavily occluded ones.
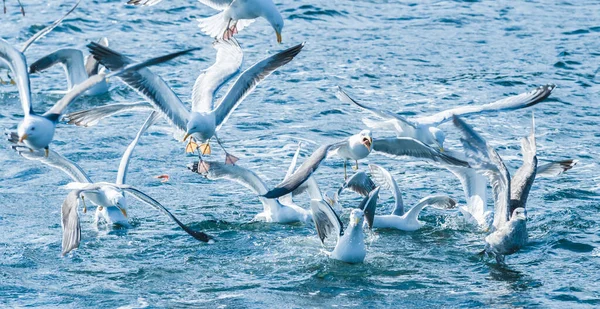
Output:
[31,127,35,131]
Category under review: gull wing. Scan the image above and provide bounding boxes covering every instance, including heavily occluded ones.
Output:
[116,111,161,185]
[44,47,199,120]
[20,0,81,53]
[416,84,555,126]
[63,101,154,127]
[213,42,304,130]
[85,37,109,76]
[509,114,537,216]
[127,0,164,6]
[404,195,457,223]
[0,38,32,116]
[372,137,470,167]
[192,39,242,113]
[263,141,345,199]
[87,42,194,132]
[336,86,418,132]
[198,0,232,10]
[446,165,489,227]
[536,159,577,178]
[279,142,303,206]
[310,199,343,244]
[61,191,81,255]
[338,171,376,197]
[7,132,91,183]
[119,186,213,242]
[452,116,511,229]
[357,187,379,229]
[29,48,87,89]
[368,164,404,216]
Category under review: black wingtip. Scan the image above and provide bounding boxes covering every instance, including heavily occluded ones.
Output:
[262,187,290,199]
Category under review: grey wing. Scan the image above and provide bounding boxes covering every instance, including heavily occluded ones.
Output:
[121,187,213,242]
[20,0,81,53]
[85,37,109,76]
[44,46,201,119]
[127,0,164,5]
[213,42,304,130]
[368,164,404,216]
[29,48,87,89]
[61,191,81,256]
[336,86,417,131]
[198,0,232,10]
[86,42,191,132]
[372,137,470,167]
[263,141,343,199]
[7,132,91,183]
[510,115,537,215]
[0,38,32,116]
[197,161,270,195]
[338,171,376,197]
[116,111,161,185]
[357,187,380,229]
[279,142,303,206]
[446,165,489,225]
[310,199,343,244]
[536,159,577,178]
[416,84,555,126]
[192,39,243,113]
[451,116,511,229]
[63,101,155,127]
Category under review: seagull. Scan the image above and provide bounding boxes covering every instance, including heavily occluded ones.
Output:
[337,164,457,231]
[1,38,200,156]
[7,111,212,255]
[262,130,469,199]
[336,84,555,150]
[29,38,110,96]
[310,187,379,264]
[70,39,303,167]
[0,0,81,84]
[3,0,24,16]
[452,114,537,264]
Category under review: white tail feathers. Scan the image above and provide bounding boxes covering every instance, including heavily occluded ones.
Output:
[198,12,230,39]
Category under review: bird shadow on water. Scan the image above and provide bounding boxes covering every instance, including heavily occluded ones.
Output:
[486,261,543,292]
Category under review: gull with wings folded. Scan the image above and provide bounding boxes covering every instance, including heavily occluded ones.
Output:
[1,37,199,156]
[7,112,212,256]
[311,186,379,264]
[127,0,285,43]
[336,84,555,151]
[70,39,303,169]
[452,114,537,264]
[337,165,457,231]
[262,130,469,199]
[29,38,110,96]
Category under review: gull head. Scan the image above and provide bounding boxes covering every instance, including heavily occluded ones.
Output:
[184,112,216,143]
[265,9,284,43]
[349,209,365,227]
[429,127,446,151]
[17,115,55,150]
[349,129,373,151]
[512,208,527,221]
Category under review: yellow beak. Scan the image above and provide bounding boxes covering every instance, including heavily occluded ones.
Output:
[276,31,282,44]
[182,133,191,142]
[353,216,360,226]
[18,133,28,143]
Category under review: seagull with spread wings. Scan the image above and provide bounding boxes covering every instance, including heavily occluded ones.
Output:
[7,111,212,256]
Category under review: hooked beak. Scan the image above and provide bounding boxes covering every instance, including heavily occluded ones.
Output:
[276,31,282,44]
[362,136,372,150]
[182,132,191,142]
[18,133,28,143]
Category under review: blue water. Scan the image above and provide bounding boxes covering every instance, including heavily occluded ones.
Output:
[1,0,599,307]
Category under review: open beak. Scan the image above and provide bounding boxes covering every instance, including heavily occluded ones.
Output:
[276,31,282,44]
[182,132,191,142]
[18,133,28,143]
[362,136,372,150]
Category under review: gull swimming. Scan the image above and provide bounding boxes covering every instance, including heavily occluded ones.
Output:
[263,130,469,199]
[1,37,199,156]
[336,84,555,150]
[452,114,537,264]
[337,164,457,231]
[67,39,303,168]
[7,111,212,255]
[311,187,379,264]
[29,37,110,96]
